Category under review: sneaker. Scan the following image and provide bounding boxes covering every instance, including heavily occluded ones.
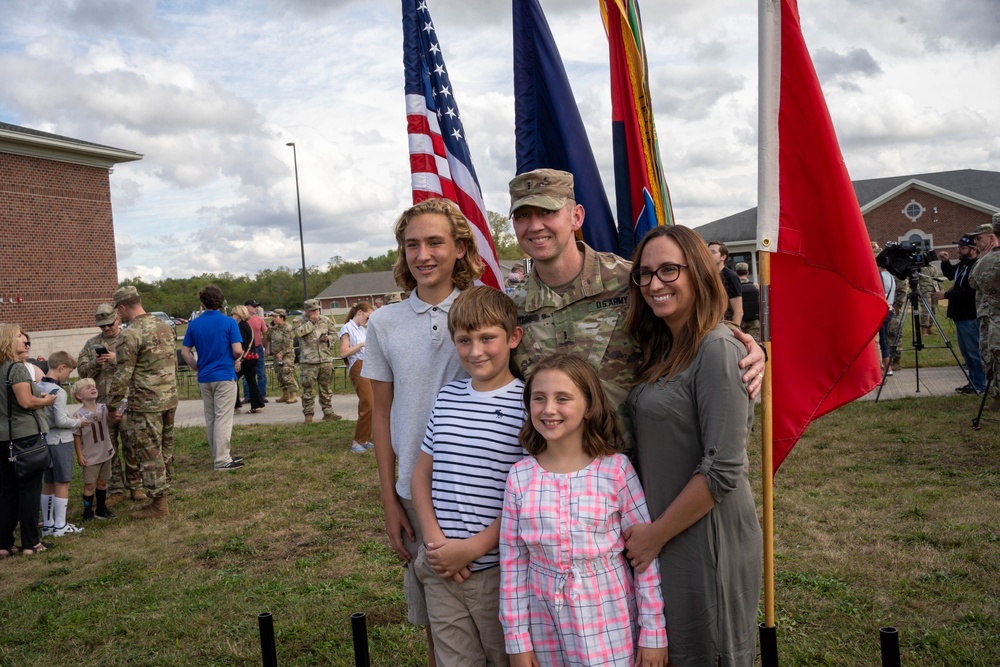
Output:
[350,442,367,453]
[41,526,55,537]
[215,460,245,471]
[231,456,244,463]
[363,442,375,450]
[52,523,84,537]
[95,508,117,520]
[955,384,976,395]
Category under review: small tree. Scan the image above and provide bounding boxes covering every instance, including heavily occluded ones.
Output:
[488,210,523,260]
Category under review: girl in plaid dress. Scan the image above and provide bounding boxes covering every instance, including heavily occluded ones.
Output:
[499,354,667,667]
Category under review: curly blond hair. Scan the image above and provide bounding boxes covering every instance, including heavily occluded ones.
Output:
[391,198,484,292]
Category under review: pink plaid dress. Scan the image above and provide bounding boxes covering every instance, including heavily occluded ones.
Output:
[499,453,667,666]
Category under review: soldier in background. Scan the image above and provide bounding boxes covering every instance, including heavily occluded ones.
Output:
[735,262,761,344]
[970,217,1000,410]
[76,304,144,505]
[887,273,910,370]
[917,264,942,335]
[266,309,299,404]
[295,299,341,424]
[108,286,178,520]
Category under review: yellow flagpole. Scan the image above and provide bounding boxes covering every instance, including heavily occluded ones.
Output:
[760,250,775,629]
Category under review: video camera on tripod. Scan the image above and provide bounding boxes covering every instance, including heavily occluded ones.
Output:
[875,241,938,280]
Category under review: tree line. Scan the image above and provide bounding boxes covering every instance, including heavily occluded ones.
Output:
[125,212,523,317]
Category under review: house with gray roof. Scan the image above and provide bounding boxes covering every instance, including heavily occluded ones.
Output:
[693,168,1000,281]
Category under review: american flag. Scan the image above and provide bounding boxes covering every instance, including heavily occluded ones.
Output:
[402,0,502,289]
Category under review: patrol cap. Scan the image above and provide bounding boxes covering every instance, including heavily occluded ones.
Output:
[95,303,117,326]
[968,223,994,236]
[304,299,321,311]
[953,235,976,247]
[272,308,287,317]
[384,292,402,304]
[113,285,139,305]
[508,168,575,216]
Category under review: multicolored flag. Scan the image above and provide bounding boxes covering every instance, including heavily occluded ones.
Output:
[758,0,885,473]
[602,0,673,259]
[403,0,502,289]
[513,0,618,254]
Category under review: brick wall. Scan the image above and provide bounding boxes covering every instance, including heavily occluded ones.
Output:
[865,187,992,251]
[0,152,119,332]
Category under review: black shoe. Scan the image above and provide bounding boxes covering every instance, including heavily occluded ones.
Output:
[263,398,269,403]
[231,456,243,463]
[95,508,117,520]
[215,460,245,471]
[955,384,976,395]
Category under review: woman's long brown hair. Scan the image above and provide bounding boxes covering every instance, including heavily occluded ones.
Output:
[625,225,727,385]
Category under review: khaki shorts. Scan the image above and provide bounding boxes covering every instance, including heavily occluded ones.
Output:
[399,497,429,626]
[415,547,507,666]
[83,458,113,485]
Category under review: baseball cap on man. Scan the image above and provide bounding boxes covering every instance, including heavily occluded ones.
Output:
[968,223,994,236]
[245,299,260,307]
[954,235,977,247]
[95,303,117,326]
[508,168,575,216]
[304,299,321,311]
[113,285,139,305]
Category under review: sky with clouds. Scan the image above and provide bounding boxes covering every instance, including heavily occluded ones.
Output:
[2,0,998,281]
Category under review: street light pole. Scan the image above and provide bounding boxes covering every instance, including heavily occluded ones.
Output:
[286,142,309,301]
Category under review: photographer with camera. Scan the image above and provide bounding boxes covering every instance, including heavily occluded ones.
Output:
[935,235,985,394]
[970,218,1000,410]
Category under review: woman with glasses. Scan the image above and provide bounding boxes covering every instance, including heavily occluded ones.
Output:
[1,324,58,557]
[622,225,762,667]
[18,333,43,383]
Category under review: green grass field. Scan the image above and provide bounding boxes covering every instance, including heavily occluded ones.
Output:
[1,395,997,666]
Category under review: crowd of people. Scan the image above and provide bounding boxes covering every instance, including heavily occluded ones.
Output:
[4,167,996,665]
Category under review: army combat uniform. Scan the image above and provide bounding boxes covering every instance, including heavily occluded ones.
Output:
[109,312,179,499]
[510,242,641,440]
[266,316,299,401]
[887,274,910,368]
[77,328,141,495]
[296,308,339,421]
[970,245,1000,403]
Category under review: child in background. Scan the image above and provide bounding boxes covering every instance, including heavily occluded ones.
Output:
[38,351,85,537]
[71,378,117,521]
[499,354,667,667]
[411,286,526,666]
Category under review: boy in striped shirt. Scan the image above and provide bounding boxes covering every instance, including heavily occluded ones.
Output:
[411,286,527,667]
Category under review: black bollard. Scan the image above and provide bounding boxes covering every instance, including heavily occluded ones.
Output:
[258,612,278,667]
[352,612,371,667]
[880,626,900,667]
[759,623,778,667]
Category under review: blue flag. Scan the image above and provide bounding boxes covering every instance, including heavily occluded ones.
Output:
[513,0,618,254]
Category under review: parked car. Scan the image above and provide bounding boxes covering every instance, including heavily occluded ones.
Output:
[172,316,188,325]
[152,311,178,339]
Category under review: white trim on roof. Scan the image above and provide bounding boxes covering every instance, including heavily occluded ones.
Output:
[0,127,142,169]
[861,178,1000,216]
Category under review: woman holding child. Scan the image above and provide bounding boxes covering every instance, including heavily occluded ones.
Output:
[0,324,58,557]
[623,226,762,667]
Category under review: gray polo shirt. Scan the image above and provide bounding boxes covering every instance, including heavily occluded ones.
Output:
[362,288,468,499]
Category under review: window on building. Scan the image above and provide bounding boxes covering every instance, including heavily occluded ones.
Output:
[902,199,925,222]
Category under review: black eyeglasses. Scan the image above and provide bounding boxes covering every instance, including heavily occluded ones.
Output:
[99,323,116,329]
[630,263,687,287]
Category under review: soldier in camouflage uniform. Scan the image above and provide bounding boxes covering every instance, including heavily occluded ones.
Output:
[887,273,910,369]
[969,218,1000,408]
[917,264,941,335]
[734,262,761,344]
[266,309,299,403]
[507,169,765,438]
[76,303,144,504]
[108,286,178,519]
[296,299,341,423]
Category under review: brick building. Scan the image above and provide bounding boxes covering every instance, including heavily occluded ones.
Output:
[0,122,142,358]
[694,169,1000,281]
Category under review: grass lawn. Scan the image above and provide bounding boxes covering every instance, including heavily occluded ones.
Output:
[0,396,997,666]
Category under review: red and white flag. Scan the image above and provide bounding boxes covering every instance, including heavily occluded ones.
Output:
[758,0,886,473]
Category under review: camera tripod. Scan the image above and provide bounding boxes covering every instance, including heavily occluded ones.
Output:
[875,267,971,402]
